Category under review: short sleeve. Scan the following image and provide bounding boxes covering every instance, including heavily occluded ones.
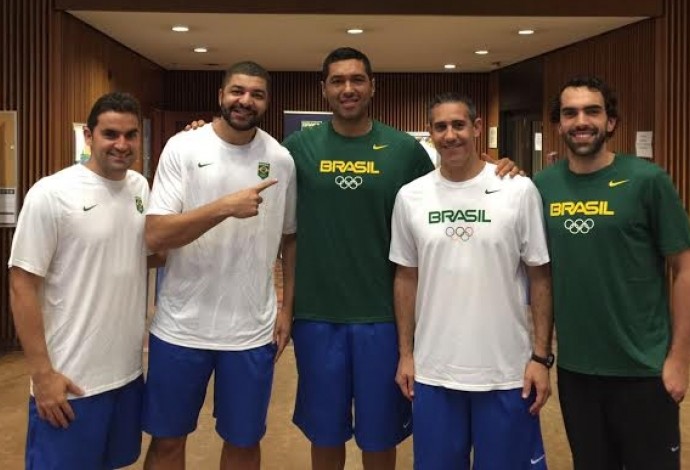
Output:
[389,190,418,267]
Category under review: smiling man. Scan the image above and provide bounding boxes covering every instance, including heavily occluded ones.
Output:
[9,92,150,469]
[389,92,553,469]
[534,76,690,470]
[142,61,297,470]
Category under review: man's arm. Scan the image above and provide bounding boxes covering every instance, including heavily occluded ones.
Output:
[394,265,418,400]
[663,249,690,402]
[10,267,83,428]
[274,233,296,362]
[145,179,278,252]
[523,263,553,414]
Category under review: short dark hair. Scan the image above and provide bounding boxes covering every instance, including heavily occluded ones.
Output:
[221,61,271,89]
[87,92,141,132]
[427,92,478,123]
[549,76,619,134]
[321,47,373,80]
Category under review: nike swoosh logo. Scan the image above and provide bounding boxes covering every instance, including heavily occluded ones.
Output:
[485,189,501,194]
[608,179,630,187]
[197,162,214,168]
[530,454,546,465]
[670,445,680,452]
[83,204,98,211]
[372,144,388,150]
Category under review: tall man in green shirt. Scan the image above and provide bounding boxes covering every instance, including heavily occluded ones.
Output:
[283,47,517,469]
[533,76,690,470]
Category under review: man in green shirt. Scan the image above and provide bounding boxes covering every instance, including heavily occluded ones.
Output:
[533,76,690,470]
[283,47,517,469]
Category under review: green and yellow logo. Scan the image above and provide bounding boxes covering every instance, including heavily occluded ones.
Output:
[134,196,144,214]
[550,201,615,217]
[428,209,492,224]
[320,160,380,174]
[258,162,271,180]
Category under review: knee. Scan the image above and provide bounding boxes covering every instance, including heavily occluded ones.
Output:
[149,436,187,456]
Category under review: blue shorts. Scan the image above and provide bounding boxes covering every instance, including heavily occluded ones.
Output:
[413,383,547,470]
[292,320,411,451]
[142,334,275,447]
[26,375,143,470]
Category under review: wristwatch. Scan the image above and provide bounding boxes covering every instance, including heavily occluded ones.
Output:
[531,352,555,369]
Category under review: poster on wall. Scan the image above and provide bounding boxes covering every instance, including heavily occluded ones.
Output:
[0,111,18,226]
[407,131,439,167]
[73,122,90,164]
[283,111,332,140]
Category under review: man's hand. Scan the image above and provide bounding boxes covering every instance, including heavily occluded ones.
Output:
[480,153,524,177]
[32,369,84,428]
[223,179,278,218]
[272,309,292,363]
[395,354,415,400]
[663,354,689,403]
[183,119,207,132]
[522,361,551,415]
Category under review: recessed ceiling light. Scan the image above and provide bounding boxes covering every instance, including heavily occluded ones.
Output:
[347,28,364,35]
[475,50,489,55]
[444,64,457,70]
[171,25,189,32]
[193,47,208,53]
[518,29,535,35]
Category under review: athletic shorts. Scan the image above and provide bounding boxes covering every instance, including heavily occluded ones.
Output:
[413,383,547,470]
[142,334,276,447]
[292,320,411,451]
[558,367,680,470]
[26,375,143,470]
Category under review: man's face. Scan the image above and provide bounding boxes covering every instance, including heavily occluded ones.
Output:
[219,73,268,131]
[558,86,616,158]
[84,111,140,180]
[428,101,481,168]
[321,59,374,121]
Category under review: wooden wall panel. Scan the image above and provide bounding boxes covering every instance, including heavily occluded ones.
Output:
[56,13,165,172]
[0,4,164,350]
[164,70,488,153]
[0,0,53,351]
[542,20,656,163]
[655,0,690,212]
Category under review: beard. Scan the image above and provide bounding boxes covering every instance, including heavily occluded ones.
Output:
[563,128,607,157]
[220,104,262,131]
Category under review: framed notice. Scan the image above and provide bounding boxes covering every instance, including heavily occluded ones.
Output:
[0,111,18,225]
[283,111,332,140]
[73,122,90,164]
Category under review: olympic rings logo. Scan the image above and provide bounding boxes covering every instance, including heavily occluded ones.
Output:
[445,226,474,241]
[564,218,595,234]
[335,175,363,190]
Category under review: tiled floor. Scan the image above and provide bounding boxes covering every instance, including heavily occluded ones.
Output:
[2,347,690,469]
[1,265,688,468]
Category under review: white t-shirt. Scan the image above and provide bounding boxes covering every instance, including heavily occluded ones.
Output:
[389,163,549,391]
[8,164,149,397]
[148,125,297,350]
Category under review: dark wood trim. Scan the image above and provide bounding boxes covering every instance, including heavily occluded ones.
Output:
[54,0,664,17]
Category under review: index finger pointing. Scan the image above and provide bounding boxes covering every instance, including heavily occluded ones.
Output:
[255,178,278,192]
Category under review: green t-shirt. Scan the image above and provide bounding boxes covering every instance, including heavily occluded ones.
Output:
[533,155,690,376]
[283,121,434,323]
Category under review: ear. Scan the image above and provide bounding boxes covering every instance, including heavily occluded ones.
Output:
[218,87,223,107]
[606,116,617,134]
[371,77,376,96]
[320,81,326,99]
[83,125,93,147]
[473,117,482,138]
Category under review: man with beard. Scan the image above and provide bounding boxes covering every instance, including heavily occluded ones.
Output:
[533,76,690,469]
[142,61,297,470]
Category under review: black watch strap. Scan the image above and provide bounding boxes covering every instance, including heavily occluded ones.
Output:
[531,352,555,369]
